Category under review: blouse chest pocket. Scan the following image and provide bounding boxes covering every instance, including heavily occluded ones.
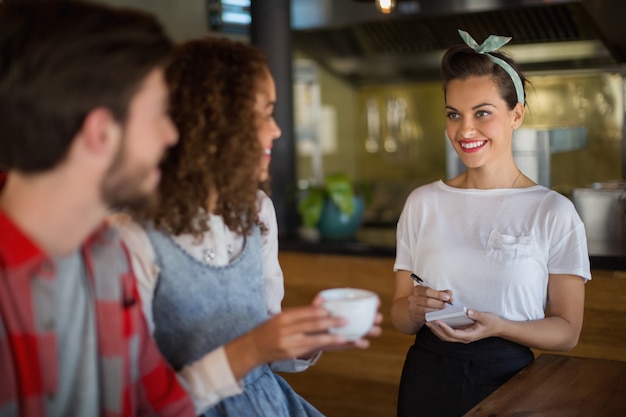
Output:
[486,230,533,265]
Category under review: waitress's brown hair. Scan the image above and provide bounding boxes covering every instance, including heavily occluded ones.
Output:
[440,44,528,110]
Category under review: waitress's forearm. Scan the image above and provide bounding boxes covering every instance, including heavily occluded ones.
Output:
[391,297,423,335]
[496,316,582,351]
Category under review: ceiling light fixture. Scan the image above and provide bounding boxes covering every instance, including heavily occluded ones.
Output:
[375,0,396,14]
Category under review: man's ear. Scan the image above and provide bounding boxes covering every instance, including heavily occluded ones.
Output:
[77,108,121,157]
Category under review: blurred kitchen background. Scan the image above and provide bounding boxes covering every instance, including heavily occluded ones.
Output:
[56,2,625,415]
[85,0,625,258]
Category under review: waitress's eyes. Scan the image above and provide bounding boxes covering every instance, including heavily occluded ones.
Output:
[445,110,491,120]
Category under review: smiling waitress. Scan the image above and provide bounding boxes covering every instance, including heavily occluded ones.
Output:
[390,30,591,417]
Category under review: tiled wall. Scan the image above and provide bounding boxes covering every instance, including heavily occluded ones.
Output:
[343,72,624,223]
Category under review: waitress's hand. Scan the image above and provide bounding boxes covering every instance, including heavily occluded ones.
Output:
[425,309,503,343]
[407,285,453,324]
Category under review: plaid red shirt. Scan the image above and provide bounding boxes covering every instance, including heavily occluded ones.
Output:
[0,174,195,417]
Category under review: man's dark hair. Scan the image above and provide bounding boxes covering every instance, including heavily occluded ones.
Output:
[0,0,173,173]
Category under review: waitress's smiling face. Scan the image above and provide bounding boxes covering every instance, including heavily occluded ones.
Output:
[254,70,281,182]
[445,75,523,170]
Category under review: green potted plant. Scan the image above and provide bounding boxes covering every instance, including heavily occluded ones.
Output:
[297,173,367,240]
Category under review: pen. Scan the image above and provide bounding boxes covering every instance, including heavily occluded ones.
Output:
[410,273,453,305]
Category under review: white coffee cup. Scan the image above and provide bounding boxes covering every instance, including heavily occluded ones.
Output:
[318,287,379,341]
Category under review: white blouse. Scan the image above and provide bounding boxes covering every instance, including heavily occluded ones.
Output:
[169,191,284,315]
[110,191,317,414]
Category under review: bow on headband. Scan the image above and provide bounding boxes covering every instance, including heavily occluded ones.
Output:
[458,29,525,105]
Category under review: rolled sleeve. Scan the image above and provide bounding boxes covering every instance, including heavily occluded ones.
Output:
[177,346,243,414]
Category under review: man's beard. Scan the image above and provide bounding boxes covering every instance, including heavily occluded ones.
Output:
[100,137,161,211]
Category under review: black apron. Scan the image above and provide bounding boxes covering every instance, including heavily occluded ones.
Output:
[397,327,534,417]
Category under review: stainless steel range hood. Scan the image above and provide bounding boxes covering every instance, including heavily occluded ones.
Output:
[291,0,626,85]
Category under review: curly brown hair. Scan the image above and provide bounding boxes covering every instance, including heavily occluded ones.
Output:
[136,36,269,238]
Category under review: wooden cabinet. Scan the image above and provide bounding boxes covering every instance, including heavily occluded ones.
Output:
[277,252,626,417]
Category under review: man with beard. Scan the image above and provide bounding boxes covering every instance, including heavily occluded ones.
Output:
[0,1,195,416]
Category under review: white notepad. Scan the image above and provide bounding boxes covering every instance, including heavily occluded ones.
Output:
[425,296,475,328]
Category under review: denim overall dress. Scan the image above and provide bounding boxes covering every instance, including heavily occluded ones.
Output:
[147,227,324,417]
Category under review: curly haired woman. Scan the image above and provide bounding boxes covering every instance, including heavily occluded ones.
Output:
[111,36,381,417]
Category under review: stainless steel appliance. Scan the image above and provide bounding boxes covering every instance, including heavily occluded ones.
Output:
[573,182,626,256]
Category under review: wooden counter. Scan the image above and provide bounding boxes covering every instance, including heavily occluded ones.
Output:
[464,354,626,416]
[277,252,626,417]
